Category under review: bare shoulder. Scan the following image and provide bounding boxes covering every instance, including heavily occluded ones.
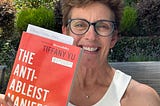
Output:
[122,79,160,106]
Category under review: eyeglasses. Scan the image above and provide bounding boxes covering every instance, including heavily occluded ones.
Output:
[67,19,116,37]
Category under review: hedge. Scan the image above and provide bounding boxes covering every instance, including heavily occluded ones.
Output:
[16,7,55,34]
[109,36,160,62]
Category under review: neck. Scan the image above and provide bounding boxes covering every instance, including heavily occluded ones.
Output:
[76,63,115,88]
[70,63,116,104]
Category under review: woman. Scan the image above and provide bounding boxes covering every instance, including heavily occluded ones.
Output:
[61,0,160,106]
[1,0,160,106]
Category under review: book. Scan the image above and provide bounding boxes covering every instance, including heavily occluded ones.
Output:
[26,24,74,45]
[4,25,82,106]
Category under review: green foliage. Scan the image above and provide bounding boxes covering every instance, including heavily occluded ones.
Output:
[0,38,18,93]
[16,7,55,34]
[137,0,160,36]
[0,1,17,75]
[109,37,160,62]
[124,0,138,6]
[0,67,11,94]
[0,39,18,66]
[54,0,62,33]
[0,0,57,93]
[0,1,15,27]
[14,0,55,9]
[0,1,15,38]
[120,6,138,36]
[0,3,17,90]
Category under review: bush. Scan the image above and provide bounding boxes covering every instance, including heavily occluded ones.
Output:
[14,0,54,9]
[0,35,19,71]
[0,1,15,38]
[16,7,55,34]
[120,6,138,36]
[137,0,160,36]
[0,38,19,93]
[0,1,15,27]
[54,0,62,33]
[109,37,160,62]
[124,0,138,6]
[0,1,17,78]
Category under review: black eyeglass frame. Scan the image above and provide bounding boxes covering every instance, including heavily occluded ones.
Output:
[67,18,117,37]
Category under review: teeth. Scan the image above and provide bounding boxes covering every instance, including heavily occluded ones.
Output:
[83,47,98,52]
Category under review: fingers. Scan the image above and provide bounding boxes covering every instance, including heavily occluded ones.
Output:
[0,94,5,105]
[0,94,13,106]
[4,96,14,106]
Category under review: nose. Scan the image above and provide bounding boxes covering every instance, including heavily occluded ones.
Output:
[83,25,97,41]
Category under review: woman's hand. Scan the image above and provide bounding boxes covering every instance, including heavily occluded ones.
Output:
[0,94,13,106]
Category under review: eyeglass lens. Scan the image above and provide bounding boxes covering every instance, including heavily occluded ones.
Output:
[69,19,115,36]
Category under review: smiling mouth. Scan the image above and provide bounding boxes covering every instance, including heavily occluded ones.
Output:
[82,47,99,52]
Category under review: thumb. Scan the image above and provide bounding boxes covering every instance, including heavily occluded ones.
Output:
[0,94,13,106]
[0,94,5,105]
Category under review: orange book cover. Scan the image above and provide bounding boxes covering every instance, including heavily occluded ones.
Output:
[5,32,82,106]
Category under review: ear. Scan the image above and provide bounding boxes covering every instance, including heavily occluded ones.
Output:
[62,25,67,34]
[110,30,119,48]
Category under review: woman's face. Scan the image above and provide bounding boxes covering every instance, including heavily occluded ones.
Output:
[62,2,118,68]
